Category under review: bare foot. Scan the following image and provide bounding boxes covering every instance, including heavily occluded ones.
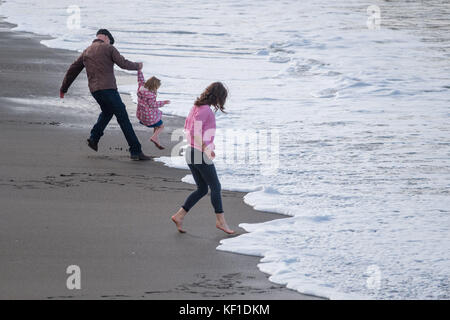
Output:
[216,222,235,234]
[171,213,186,233]
[216,217,235,234]
[150,138,165,150]
[215,213,235,234]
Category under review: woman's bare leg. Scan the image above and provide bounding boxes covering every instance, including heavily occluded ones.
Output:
[171,207,187,233]
[215,213,235,234]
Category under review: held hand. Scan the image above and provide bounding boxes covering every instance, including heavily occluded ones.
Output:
[164,100,171,105]
[60,91,65,99]
[137,62,143,70]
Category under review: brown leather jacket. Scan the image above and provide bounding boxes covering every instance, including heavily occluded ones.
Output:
[60,39,140,94]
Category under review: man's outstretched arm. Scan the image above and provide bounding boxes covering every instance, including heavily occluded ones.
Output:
[60,53,84,97]
[111,46,140,70]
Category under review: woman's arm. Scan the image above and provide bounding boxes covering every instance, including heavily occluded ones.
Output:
[192,109,215,158]
[202,110,216,152]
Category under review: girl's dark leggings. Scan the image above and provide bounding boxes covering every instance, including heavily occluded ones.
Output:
[182,147,223,214]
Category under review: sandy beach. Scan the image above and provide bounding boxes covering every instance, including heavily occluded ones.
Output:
[0,17,321,300]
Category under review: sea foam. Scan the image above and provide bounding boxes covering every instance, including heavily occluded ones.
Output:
[3,0,449,299]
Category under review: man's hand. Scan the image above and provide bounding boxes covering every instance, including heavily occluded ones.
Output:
[137,62,143,70]
[60,91,65,99]
[164,100,171,105]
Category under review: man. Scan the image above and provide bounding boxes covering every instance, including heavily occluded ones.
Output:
[60,28,150,160]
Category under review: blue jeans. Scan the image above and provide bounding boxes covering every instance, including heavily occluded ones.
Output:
[182,147,223,214]
[90,89,142,155]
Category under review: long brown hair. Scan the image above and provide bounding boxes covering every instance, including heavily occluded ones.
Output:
[194,82,228,112]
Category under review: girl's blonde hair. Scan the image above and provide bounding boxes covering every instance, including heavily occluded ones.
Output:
[144,76,161,92]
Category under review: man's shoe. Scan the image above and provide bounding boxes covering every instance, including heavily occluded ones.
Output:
[87,138,98,152]
[130,152,152,161]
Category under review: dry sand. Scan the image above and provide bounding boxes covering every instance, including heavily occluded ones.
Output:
[0,18,321,300]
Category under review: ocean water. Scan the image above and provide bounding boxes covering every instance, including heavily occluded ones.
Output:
[2,0,449,299]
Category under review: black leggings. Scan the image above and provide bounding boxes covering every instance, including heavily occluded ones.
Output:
[182,147,223,214]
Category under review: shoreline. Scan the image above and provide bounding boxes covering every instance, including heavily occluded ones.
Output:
[0,16,322,299]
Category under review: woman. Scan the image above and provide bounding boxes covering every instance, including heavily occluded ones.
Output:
[171,82,235,234]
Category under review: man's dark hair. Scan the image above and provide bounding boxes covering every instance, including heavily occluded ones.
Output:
[96,29,115,45]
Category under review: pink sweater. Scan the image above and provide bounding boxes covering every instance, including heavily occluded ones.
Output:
[136,71,165,126]
[184,105,216,152]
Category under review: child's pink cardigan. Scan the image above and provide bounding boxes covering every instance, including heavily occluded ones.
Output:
[136,71,165,126]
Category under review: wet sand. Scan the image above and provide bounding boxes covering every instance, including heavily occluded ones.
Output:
[0,18,321,300]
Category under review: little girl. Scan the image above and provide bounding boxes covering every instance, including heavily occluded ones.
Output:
[136,70,170,149]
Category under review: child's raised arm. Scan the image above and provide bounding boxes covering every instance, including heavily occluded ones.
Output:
[137,70,145,87]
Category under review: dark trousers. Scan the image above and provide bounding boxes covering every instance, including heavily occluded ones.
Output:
[182,147,224,214]
[90,89,142,155]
